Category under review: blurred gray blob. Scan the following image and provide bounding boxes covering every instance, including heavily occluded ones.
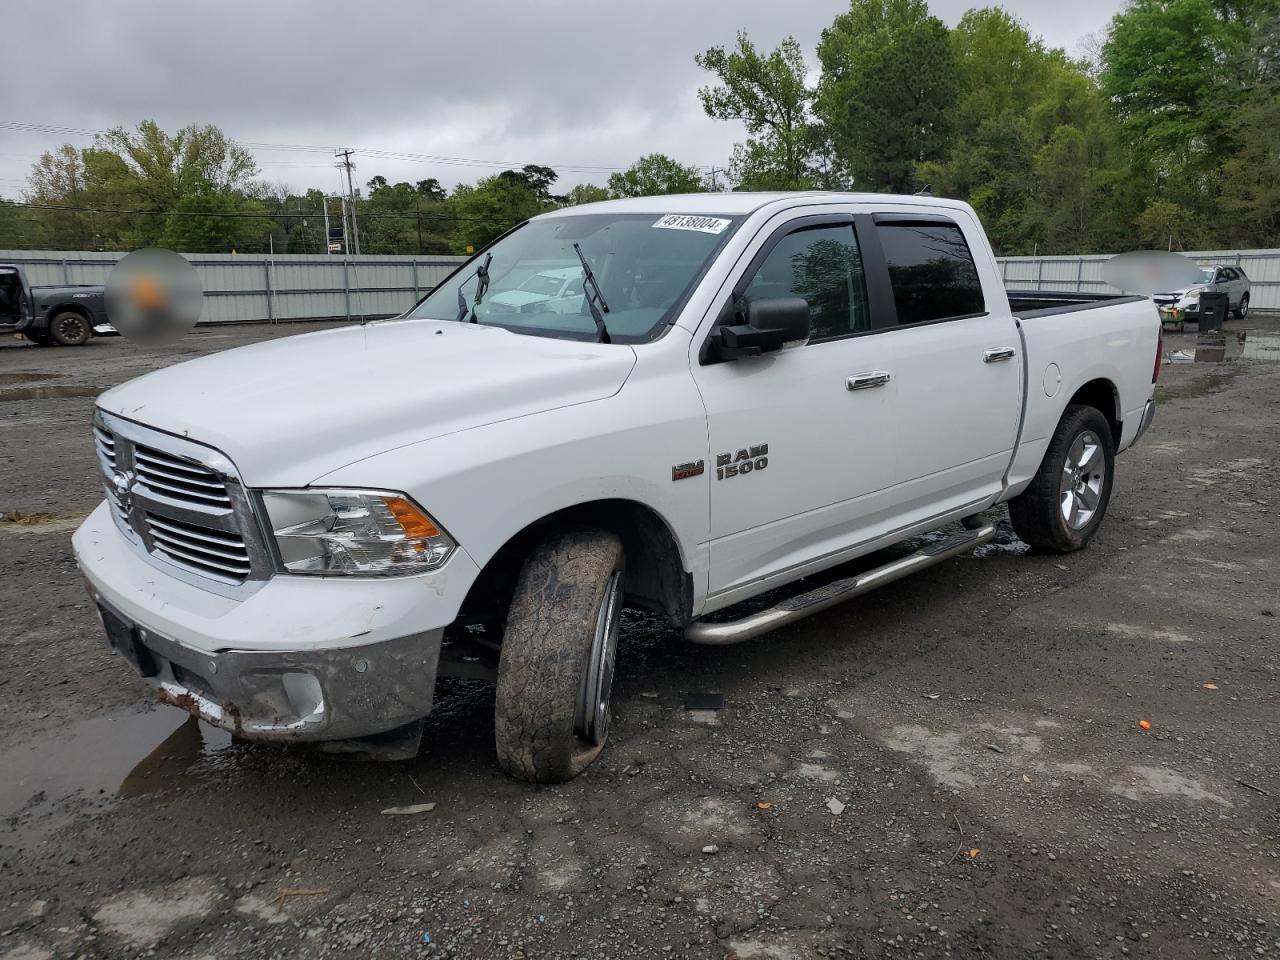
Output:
[105,249,202,343]
[1101,250,1203,296]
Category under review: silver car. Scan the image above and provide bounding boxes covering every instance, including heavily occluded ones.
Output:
[1153,264,1251,325]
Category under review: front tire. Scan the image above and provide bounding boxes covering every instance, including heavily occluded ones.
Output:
[1008,405,1116,553]
[494,530,625,783]
[50,311,91,346]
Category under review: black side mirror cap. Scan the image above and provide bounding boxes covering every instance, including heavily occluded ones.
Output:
[707,296,811,362]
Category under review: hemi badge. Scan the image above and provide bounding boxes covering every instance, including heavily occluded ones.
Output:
[672,460,705,482]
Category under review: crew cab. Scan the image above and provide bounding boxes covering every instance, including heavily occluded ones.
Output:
[0,263,110,346]
[73,193,1161,782]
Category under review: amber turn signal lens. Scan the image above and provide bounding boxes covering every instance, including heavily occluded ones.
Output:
[383,496,441,539]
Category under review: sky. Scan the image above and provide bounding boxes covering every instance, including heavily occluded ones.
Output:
[0,0,1126,200]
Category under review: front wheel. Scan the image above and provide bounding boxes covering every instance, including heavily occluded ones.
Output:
[1233,294,1249,320]
[494,530,625,783]
[1008,405,1116,553]
[50,311,91,346]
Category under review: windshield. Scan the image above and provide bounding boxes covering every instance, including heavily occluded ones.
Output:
[407,212,740,342]
[1197,267,1216,284]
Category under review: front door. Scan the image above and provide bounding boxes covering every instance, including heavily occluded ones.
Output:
[691,212,896,599]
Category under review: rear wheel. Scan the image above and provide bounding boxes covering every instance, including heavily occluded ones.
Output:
[50,311,91,346]
[1008,405,1116,553]
[1233,294,1249,320]
[494,529,625,783]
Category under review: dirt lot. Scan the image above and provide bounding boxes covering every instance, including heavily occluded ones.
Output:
[1,318,1278,960]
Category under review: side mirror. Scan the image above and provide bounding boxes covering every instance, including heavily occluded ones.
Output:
[712,297,811,361]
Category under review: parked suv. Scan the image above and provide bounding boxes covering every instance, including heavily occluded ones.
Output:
[1153,264,1250,325]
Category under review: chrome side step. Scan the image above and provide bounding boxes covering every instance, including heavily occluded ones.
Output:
[685,523,997,646]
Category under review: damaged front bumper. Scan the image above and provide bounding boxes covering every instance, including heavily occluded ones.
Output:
[91,596,443,741]
[73,500,479,743]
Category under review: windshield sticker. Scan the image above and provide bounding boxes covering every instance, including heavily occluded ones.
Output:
[653,214,731,235]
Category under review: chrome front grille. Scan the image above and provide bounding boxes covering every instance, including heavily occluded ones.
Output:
[92,409,270,593]
[133,444,232,508]
[145,513,252,580]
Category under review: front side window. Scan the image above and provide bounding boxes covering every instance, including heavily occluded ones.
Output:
[877,222,985,325]
[407,213,740,342]
[740,224,870,342]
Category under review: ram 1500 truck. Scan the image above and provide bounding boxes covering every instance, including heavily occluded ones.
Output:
[73,193,1161,782]
[0,263,110,345]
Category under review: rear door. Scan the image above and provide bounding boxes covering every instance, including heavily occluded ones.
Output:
[869,210,1023,521]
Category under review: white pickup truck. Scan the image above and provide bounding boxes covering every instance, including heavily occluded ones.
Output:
[74,192,1161,781]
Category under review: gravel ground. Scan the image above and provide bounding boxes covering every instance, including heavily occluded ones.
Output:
[0,318,1277,960]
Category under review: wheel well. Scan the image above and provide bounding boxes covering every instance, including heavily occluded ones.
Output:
[1067,378,1121,445]
[47,303,93,327]
[456,500,693,632]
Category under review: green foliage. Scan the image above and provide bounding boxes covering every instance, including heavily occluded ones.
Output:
[1219,92,1280,244]
[607,154,705,197]
[815,0,957,191]
[564,184,611,206]
[695,33,815,188]
[449,166,559,253]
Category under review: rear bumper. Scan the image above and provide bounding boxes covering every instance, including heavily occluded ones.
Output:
[1131,398,1157,448]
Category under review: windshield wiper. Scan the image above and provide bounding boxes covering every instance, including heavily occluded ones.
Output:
[454,253,492,324]
[573,242,611,344]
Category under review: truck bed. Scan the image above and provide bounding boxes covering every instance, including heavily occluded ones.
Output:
[1007,290,1148,318]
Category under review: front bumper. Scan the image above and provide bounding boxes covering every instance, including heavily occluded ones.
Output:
[74,501,479,741]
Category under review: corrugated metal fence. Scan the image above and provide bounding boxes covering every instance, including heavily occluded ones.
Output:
[0,250,467,323]
[4,247,1278,322]
[998,249,1280,310]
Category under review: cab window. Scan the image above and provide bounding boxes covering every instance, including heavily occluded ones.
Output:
[740,224,870,342]
[877,221,985,325]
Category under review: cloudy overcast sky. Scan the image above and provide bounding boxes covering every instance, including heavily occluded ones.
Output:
[0,0,1124,199]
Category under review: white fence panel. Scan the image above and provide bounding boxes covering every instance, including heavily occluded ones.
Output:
[0,250,467,324]
[997,249,1280,310]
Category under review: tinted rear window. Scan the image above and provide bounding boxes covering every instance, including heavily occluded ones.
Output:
[877,222,985,325]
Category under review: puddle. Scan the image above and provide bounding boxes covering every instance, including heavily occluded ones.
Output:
[0,384,103,401]
[1155,367,1239,402]
[1242,332,1280,362]
[0,709,232,845]
[0,372,61,385]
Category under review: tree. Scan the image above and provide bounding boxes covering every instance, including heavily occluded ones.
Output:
[564,184,610,205]
[1100,0,1247,209]
[695,33,815,188]
[162,182,272,252]
[607,154,705,197]
[449,168,559,252]
[1219,93,1280,245]
[816,0,957,191]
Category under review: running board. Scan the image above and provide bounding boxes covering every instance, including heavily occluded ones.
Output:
[685,523,997,646]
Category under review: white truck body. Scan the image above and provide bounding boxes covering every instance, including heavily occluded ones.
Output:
[74,192,1160,766]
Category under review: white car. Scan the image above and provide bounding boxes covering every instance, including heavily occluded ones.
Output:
[75,193,1161,782]
[485,266,584,315]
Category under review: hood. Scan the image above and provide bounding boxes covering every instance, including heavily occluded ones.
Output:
[98,318,636,485]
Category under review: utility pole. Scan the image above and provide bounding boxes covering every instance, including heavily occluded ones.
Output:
[335,148,361,255]
[706,166,727,192]
[322,196,331,255]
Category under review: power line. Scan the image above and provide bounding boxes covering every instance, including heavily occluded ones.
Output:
[0,119,638,174]
[5,199,493,223]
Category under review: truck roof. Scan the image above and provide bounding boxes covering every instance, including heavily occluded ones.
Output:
[540,191,961,218]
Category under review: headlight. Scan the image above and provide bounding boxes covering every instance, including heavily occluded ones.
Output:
[1178,286,1205,305]
[260,489,455,576]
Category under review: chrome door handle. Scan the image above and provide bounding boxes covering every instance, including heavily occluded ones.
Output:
[846,370,891,391]
[983,347,1017,363]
